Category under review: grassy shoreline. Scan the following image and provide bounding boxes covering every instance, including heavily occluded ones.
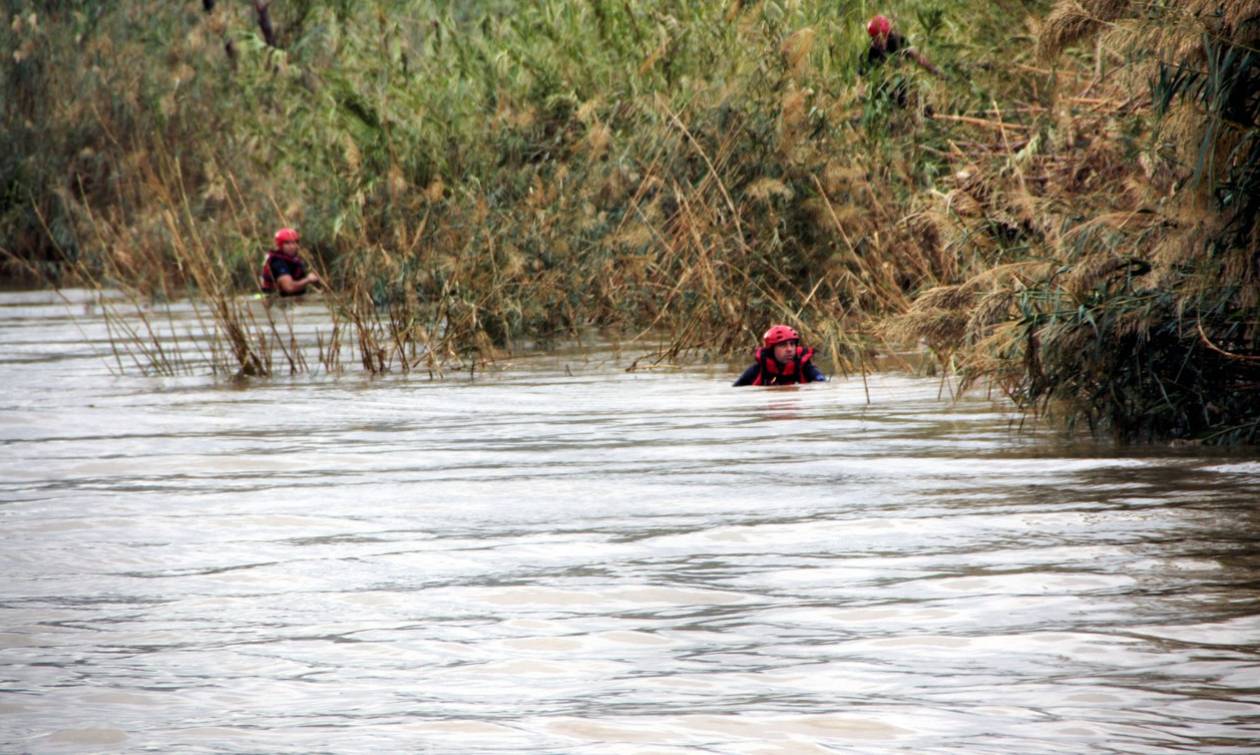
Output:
[3,1,1257,443]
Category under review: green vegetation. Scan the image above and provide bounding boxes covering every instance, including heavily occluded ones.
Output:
[891,0,1260,443]
[2,1,1256,443]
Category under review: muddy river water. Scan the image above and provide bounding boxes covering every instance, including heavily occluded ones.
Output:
[1,290,1258,752]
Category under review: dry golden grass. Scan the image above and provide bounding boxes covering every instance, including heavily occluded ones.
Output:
[8,1,1252,441]
[886,0,1260,441]
[1038,0,1133,59]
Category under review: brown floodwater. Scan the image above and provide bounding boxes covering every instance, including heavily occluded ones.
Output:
[1,290,1258,753]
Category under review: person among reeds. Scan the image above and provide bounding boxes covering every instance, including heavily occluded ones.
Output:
[733,325,827,387]
[259,227,322,296]
[861,15,940,77]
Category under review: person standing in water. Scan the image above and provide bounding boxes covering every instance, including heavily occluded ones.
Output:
[259,227,321,296]
[733,325,827,386]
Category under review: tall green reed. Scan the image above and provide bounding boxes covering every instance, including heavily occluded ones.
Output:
[5,0,1047,380]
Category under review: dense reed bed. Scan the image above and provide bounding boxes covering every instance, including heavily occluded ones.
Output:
[1,1,1031,369]
[3,1,1256,443]
[889,0,1260,443]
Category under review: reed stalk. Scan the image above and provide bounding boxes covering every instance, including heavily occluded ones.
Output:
[11,1,1255,441]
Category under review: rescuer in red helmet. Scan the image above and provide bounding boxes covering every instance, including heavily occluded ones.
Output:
[259,227,322,296]
[862,14,939,78]
[733,324,827,386]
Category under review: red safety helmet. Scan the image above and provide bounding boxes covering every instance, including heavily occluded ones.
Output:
[763,324,800,347]
[274,227,300,247]
[867,15,892,38]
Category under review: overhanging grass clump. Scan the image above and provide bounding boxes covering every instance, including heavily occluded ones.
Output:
[888,0,1260,444]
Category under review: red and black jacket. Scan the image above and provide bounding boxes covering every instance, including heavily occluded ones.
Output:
[258,248,307,294]
[735,345,822,386]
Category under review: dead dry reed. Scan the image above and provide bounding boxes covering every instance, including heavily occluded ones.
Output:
[7,0,988,380]
[16,1,1257,443]
[888,0,1260,443]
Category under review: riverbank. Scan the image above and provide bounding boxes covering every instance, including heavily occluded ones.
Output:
[3,1,1256,443]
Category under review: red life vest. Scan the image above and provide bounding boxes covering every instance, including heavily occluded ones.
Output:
[752,345,816,385]
[258,248,307,294]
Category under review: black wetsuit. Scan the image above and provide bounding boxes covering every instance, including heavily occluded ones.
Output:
[860,32,914,107]
[861,31,910,73]
[260,251,309,296]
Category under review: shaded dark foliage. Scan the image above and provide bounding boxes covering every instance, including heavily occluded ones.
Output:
[1017,286,1260,444]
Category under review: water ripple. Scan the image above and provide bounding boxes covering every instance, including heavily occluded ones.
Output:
[2,291,1259,752]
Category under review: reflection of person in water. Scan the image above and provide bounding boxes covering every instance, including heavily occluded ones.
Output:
[761,399,804,421]
[733,325,827,387]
